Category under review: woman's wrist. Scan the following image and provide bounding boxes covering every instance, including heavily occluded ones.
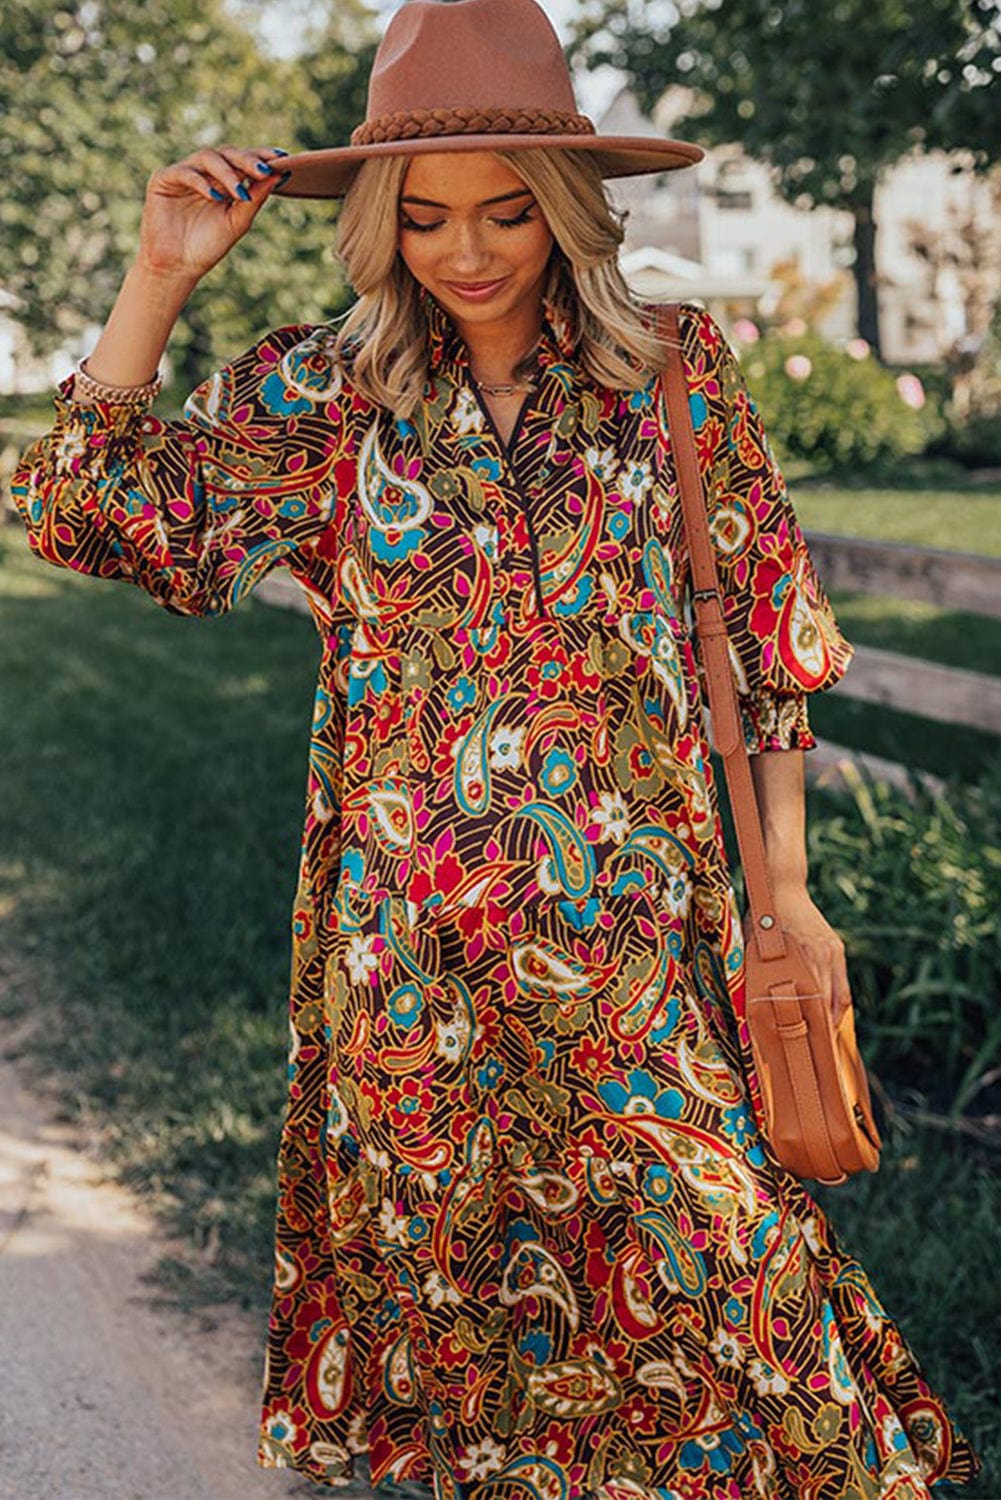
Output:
[127,254,200,306]
[766,860,810,894]
[762,829,809,889]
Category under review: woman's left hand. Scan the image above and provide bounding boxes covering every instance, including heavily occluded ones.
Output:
[741,883,853,1026]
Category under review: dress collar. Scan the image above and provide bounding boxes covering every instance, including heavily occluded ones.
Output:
[418,281,578,384]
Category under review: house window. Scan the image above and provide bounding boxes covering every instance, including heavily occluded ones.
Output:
[716,187,753,210]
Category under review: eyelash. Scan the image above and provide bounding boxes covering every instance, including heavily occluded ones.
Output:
[400,206,535,233]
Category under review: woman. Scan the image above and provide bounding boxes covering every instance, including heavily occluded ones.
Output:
[10,0,984,1495]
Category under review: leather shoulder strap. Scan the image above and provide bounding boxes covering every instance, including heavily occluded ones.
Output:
[656,301,788,961]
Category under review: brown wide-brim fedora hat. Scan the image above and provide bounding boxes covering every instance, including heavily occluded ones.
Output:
[275,0,704,199]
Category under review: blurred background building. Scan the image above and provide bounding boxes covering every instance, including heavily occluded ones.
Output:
[604,83,999,365]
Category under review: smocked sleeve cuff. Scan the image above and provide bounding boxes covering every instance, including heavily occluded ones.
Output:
[740,686,818,754]
[53,372,157,448]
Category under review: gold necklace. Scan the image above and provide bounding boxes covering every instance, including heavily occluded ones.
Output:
[472,376,538,395]
[470,343,541,396]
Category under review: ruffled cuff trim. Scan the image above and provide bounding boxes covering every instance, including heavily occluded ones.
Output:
[740,686,818,754]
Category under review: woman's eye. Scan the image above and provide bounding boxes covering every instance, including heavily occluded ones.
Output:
[400,207,535,234]
[497,207,534,228]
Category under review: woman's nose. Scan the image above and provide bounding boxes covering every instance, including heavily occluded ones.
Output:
[443,220,493,269]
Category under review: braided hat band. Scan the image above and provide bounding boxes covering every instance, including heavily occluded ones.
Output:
[351,106,597,148]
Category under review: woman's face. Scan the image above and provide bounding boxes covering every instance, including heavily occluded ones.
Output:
[397,150,554,334]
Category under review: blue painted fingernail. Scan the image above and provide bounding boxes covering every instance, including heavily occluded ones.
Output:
[276,170,292,187]
[270,147,290,157]
[210,187,226,202]
[236,183,251,201]
[256,160,274,174]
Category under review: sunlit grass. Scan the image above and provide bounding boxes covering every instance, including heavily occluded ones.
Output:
[795,482,1001,555]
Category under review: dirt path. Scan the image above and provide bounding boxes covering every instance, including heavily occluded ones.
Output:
[0,1018,372,1500]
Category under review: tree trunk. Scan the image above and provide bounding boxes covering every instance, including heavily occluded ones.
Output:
[852,189,881,360]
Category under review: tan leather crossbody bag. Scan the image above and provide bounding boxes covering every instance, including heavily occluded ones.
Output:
[658,302,882,1186]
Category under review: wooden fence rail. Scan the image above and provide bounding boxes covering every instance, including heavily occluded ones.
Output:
[826,646,1001,735]
[802,529,999,794]
[803,531,1001,621]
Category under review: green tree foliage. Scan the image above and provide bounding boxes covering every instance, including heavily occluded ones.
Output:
[235,0,379,158]
[0,0,378,388]
[567,0,1001,357]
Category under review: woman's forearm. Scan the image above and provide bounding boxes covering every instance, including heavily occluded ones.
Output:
[748,747,809,889]
[83,259,197,388]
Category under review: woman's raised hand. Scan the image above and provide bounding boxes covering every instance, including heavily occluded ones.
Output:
[136,145,291,288]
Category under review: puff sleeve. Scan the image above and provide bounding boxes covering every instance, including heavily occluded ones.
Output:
[9,323,344,619]
[676,301,855,753]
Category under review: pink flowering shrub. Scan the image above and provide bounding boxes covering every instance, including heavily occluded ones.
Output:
[784,354,813,381]
[731,317,760,344]
[737,326,935,470]
[896,373,927,410]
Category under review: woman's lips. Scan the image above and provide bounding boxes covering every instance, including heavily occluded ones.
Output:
[443,277,510,301]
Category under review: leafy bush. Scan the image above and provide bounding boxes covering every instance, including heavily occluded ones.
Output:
[805,759,1001,1117]
[942,412,1001,468]
[733,323,938,472]
[721,752,1001,1119]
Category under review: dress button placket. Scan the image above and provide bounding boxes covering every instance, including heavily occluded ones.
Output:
[467,382,548,621]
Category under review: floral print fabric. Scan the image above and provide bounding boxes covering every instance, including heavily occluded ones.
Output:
[11,292,982,1498]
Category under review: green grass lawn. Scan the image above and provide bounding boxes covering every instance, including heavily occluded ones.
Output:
[794,480,1001,557]
[0,522,997,1486]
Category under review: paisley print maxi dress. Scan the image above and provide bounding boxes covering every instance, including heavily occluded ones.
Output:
[11,291,984,1500]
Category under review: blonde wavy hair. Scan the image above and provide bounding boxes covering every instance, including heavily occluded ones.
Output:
[327,146,673,423]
